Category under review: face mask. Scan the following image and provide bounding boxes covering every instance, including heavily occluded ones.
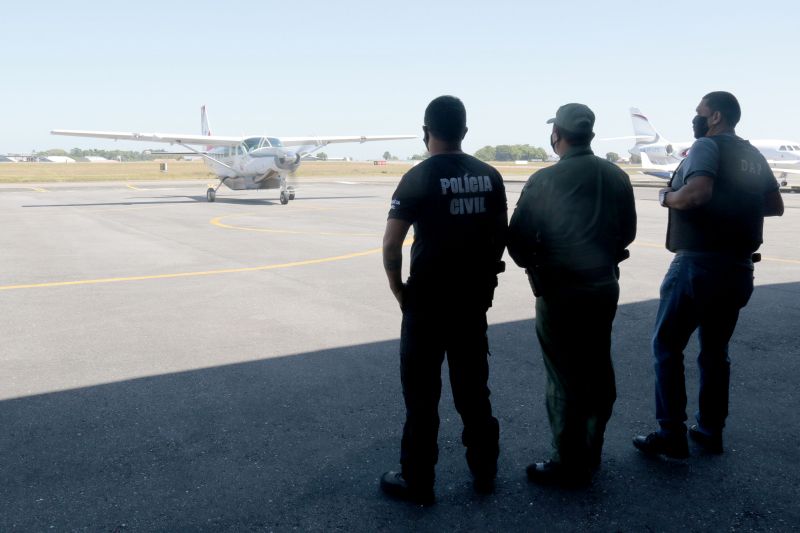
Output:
[550,132,559,154]
[692,115,709,139]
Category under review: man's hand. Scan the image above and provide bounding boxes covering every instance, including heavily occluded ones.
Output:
[391,283,406,308]
[383,218,412,310]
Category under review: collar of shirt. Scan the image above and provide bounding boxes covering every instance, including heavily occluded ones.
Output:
[558,145,593,161]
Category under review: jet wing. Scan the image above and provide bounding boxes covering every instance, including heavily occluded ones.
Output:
[639,152,677,179]
[279,135,416,153]
[768,162,800,174]
[51,130,243,147]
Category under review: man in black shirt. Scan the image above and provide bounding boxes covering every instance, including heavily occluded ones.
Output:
[507,103,636,485]
[380,95,507,505]
[633,92,784,458]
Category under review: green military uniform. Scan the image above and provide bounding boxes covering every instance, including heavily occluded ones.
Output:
[508,104,637,474]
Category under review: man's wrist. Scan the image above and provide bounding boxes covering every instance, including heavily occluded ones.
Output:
[659,189,670,207]
[390,282,405,295]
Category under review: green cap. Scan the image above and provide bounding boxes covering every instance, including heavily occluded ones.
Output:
[546,103,595,134]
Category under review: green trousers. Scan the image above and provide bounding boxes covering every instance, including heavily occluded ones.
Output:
[534,278,619,471]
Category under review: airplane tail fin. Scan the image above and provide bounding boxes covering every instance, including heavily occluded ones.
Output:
[630,107,660,144]
[201,105,212,136]
[201,105,212,151]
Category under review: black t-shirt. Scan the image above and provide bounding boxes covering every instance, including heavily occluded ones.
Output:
[388,153,507,292]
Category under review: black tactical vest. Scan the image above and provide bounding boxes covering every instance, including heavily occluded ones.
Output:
[667,135,770,256]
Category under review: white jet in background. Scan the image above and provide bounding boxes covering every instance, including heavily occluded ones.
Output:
[53,106,416,203]
[623,107,800,185]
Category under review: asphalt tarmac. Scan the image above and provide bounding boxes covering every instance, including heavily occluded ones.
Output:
[1,176,798,531]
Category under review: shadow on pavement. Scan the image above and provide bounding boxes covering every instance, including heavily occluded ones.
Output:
[1,283,798,531]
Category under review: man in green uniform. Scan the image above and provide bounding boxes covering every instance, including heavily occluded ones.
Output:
[507,103,636,485]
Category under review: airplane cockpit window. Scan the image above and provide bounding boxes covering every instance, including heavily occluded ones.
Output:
[268,137,283,147]
[243,137,261,152]
[794,145,800,150]
[259,137,272,148]
[779,146,787,151]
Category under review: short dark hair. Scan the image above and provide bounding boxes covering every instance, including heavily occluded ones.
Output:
[702,91,741,128]
[555,125,594,147]
[424,95,467,142]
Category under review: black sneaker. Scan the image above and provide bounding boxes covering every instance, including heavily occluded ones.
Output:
[689,424,723,454]
[380,471,435,506]
[632,432,689,459]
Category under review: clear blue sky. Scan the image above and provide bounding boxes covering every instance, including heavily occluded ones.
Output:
[2,0,798,160]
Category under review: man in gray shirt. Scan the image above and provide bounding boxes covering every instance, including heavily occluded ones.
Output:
[633,91,784,458]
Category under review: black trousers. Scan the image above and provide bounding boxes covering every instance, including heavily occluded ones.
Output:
[398,307,499,488]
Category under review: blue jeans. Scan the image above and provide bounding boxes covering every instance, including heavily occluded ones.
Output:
[652,253,754,437]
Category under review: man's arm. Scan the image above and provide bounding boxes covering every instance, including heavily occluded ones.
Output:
[492,211,509,263]
[660,175,714,210]
[763,189,784,217]
[382,218,412,307]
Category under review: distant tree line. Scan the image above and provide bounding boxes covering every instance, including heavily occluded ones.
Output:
[474,144,548,162]
[39,148,183,161]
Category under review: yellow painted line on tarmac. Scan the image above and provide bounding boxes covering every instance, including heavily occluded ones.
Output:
[0,248,384,292]
[210,213,380,237]
[126,184,143,191]
[758,256,800,265]
[30,187,48,193]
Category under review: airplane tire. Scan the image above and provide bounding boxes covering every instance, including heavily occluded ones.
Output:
[280,191,289,205]
[207,188,216,202]
[781,180,788,187]
[289,191,296,200]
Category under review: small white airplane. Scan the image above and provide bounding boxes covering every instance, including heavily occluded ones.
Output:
[52,106,416,203]
[626,107,800,185]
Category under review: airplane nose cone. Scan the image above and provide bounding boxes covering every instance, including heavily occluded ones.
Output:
[275,151,301,171]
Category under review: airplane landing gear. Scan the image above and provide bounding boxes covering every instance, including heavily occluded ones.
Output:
[288,187,295,200]
[280,191,289,205]
[207,187,216,202]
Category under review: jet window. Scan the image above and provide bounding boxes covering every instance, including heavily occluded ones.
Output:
[779,146,787,151]
[794,145,800,150]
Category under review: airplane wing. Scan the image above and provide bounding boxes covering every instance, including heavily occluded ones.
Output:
[279,135,417,154]
[768,162,800,175]
[599,135,653,141]
[640,152,677,179]
[51,130,243,147]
